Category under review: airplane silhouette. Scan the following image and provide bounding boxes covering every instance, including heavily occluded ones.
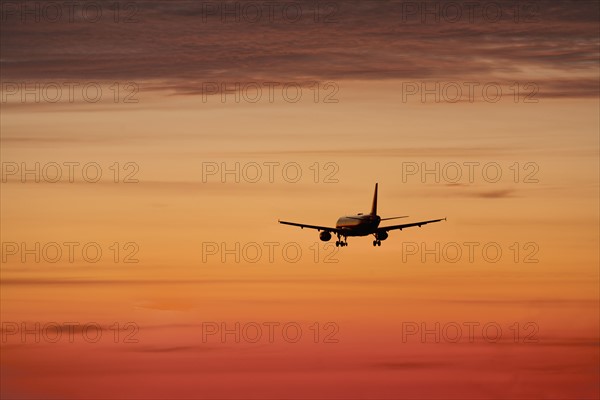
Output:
[279,183,445,247]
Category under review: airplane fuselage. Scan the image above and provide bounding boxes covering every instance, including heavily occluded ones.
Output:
[335,214,381,236]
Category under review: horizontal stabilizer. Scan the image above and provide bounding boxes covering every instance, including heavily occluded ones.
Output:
[380,216,409,221]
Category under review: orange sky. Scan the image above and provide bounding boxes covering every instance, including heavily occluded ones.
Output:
[1,1,599,399]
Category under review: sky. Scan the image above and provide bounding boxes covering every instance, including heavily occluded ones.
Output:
[1,1,599,399]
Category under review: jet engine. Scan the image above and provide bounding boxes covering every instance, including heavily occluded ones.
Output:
[377,231,388,241]
[319,231,332,242]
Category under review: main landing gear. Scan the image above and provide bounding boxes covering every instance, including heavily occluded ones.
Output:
[372,233,382,247]
[335,234,348,247]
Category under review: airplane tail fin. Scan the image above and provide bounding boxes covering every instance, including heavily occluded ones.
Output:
[370,183,378,215]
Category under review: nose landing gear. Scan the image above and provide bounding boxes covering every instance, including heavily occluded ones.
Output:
[372,240,381,246]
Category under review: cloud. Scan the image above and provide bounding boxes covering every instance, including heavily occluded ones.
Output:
[421,185,518,199]
[370,361,452,370]
[127,345,205,353]
[1,1,597,98]
[535,339,600,348]
[437,298,599,307]
[0,277,403,286]
[469,188,516,198]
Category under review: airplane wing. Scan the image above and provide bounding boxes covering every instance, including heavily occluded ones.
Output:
[378,218,446,233]
[279,220,340,233]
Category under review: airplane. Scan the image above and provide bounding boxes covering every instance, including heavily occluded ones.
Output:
[279,183,445,247]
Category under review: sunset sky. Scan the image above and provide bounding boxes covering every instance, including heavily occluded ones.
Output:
[1,1,599,399]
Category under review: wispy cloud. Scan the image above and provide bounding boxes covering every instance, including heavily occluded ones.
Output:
[370,361,452,370]
[1,1,598,98]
